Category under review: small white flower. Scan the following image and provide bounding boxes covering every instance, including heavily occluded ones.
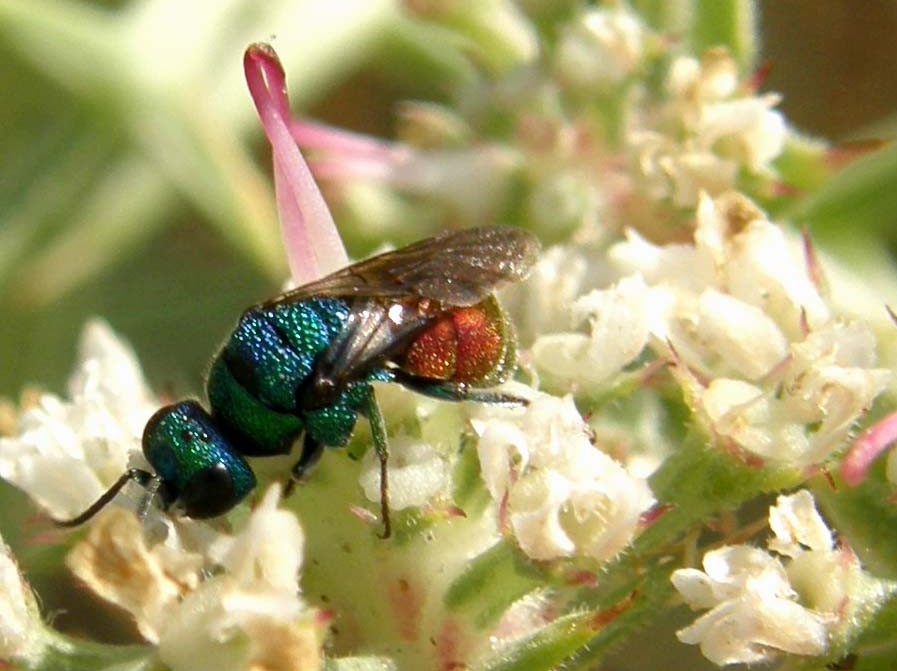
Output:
[667,50,739,108]
[555,7,645,90]
[158,486,321,671]
[472,393,654,561]
[698,96,786,172]
[780,323,890,465]
[0,320,158,520]
[693,288,789,380]
[672,492,846,665]
[156,577,321,671]
[767,490,833,558]
[358,433,450,511]
[609,193,889,468]
[0,536,43,661]
[532,274,650,388]
[608,226,716,295]
[711,211,830,335]
[208,485,305,592]
[660,151,739,207]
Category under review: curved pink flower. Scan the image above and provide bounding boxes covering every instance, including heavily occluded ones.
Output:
[841,409,897,486]
[243,43,347,284]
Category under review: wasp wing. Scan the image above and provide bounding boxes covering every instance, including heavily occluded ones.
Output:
[314,297,437,390]
[262,225,540,309]
[270,226,539,397]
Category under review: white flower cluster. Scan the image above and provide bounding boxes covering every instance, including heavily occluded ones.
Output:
[0,320,157,520]
[629,48,786,206]
[67,486,323,671]
[634,193,889,467]
[672,491,853,665]
[531,191,889,469]
[471,390,654,561]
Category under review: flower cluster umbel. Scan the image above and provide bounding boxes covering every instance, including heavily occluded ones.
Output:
[1,3,896,671]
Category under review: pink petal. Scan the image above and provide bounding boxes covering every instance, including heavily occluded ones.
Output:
[244,43,347,284]
[289,118,405,160]
[289,117,412,183]
[841,409,897,486]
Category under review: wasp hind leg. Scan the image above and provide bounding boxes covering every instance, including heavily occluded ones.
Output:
[392,369,529,406]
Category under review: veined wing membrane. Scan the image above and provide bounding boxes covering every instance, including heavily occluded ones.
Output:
[263,226,540,309]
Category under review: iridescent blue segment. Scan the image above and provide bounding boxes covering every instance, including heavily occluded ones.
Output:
[222,299,348,412]
[142,401,256,518]
[208,297,390,455]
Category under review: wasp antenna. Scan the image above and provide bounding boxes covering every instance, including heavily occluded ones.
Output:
[54,468,158,528]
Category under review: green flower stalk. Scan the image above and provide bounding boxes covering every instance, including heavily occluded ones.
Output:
[3,3,897,671]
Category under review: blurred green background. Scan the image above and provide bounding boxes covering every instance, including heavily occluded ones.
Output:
[2,0,896,400]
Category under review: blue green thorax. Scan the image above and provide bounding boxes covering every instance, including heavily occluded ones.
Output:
[206,297,391,456]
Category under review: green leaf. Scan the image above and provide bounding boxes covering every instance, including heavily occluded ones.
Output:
[12,155,173,305]
[640,432,802,553]
[562,567,678,671]
[814,470,897,579]
[774,133,832,193]
[444,539,545,628]
[474,610,601,671]
[31,631,156,671]
[409,0,538,75]
[852,588,897,654]
[789,142,897,238]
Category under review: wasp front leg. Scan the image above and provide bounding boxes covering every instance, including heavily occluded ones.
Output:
[285,433,325,498]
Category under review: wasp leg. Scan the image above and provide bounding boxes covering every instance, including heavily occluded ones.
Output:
[392,370,529,406]
[285,433,324,498]
[364,390,391,539]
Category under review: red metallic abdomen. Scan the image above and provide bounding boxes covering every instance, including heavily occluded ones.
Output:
[399,299,506,385]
